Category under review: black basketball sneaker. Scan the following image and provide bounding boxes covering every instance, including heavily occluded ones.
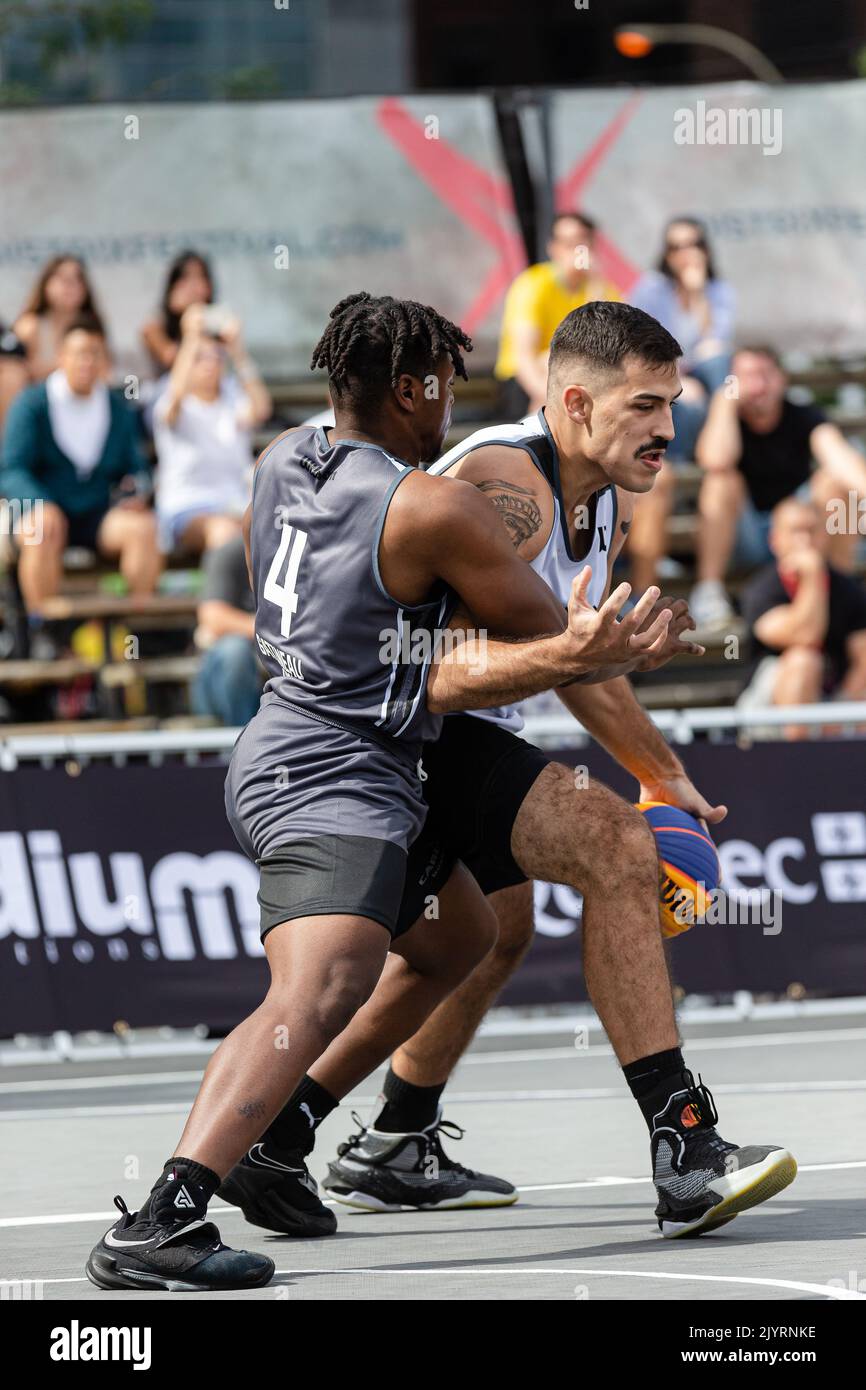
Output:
[218,1142,337,1237]
[651,1072,797,1238]
[86,1168,275,1291]
[323,1113,518,1212]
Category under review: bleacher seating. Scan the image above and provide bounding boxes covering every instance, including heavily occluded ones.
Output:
[2,360,864,732]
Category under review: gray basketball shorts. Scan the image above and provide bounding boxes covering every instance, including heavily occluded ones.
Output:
[225,693,442,940]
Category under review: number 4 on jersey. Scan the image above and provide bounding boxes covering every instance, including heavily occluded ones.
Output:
[264,523,308,637]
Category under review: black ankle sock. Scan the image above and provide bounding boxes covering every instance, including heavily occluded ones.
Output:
[265,1075,339,1154]
[373,1065,446,1134]
[623,1048,686,1131]
[145,1156,221,1211]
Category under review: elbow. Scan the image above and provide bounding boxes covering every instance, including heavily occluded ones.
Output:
[425,683,450,715]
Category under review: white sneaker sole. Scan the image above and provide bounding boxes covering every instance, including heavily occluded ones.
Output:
[327,1187,519,1213]
[660,1148,798,1239]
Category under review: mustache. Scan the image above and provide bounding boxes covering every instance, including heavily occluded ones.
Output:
[635,438,668,458]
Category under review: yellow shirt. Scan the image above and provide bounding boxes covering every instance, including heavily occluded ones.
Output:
[494,262,622,381]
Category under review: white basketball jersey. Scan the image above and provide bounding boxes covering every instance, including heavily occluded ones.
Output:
[429,410,617,732]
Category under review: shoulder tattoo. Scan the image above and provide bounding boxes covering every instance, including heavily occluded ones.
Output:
[476,477,543,548]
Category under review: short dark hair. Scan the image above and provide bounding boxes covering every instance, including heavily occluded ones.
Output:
[61,314,105,341]
[733,343,783,369]
[310,292,472,411]
[551,209,597,237]
[548,301,681,377]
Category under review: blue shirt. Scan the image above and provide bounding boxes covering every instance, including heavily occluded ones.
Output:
[630,272,736,369]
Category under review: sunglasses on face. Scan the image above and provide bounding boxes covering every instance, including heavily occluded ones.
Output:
[667,238,706,252]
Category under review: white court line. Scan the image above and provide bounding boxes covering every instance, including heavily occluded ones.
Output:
[459,1027,866,1066]
[0,1070,204,1094]
[2,1026,865,1095]
[1,1267,862,1300]
[1,1159,862,1230]
[3,1078,866,1121]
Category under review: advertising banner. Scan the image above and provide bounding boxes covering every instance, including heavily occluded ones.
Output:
[1,740,864,1033]
[0,96,523,376]
[550,81,866,354]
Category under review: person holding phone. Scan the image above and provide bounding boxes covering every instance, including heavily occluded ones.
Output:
[152,304,272,556]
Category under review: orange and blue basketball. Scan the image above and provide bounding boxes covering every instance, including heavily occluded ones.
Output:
[636,802,721,938]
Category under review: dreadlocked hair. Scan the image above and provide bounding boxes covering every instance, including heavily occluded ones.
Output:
[310,292,472,410]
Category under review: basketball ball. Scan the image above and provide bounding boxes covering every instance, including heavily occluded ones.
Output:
[636,801,721,939]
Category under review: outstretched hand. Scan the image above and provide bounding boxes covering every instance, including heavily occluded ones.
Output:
[632,594,705,672]
[565,568,673,672]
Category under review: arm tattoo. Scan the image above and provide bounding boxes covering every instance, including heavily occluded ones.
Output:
[476,478,543,548]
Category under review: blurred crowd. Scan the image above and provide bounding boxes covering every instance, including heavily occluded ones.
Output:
[0,251,270,722]
[494,210,866,726]
[1,219,865,732]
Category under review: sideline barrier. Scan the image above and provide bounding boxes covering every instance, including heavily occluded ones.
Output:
[2,700,866,765]
[1,708,864,1031]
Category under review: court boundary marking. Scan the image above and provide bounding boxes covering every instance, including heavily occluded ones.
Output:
[2,1267,863,1300]
[1,1159,862,1229]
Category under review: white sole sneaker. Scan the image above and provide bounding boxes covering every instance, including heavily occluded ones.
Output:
[660,1148,797,1239]
[328,1187,520,1213]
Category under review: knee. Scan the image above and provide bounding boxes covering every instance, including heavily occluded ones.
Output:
[583,796,658,894]
[778,645,822,677]
[699,467,740,508]
[128,510,159,546]
[29,502,67,550]
[311,960,377,1038]
[205,515,242,549]
[490,904,534,967]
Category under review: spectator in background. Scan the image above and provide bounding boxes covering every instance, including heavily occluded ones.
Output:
[13,255,105,381]
[192,532,262,726]
[0,319,30,434]
[627,217,735,593]
[494,211,621,418]
[153,304,271,556]
[691,345,866,629]
[141,250,215,374]
[738,497,866,737]
[0,318,160,657]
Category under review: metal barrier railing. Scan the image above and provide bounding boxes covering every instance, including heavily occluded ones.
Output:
[1,701,866,767]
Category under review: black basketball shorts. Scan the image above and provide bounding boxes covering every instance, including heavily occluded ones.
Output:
[416,712,551,896]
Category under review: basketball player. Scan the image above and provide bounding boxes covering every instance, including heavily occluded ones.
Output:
[225,302,796,1242]
[86,295,676,1292]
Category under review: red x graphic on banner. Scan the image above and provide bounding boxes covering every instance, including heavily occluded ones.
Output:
[554,93,644,292]
[376,97,526,336]
[376,93,645,335]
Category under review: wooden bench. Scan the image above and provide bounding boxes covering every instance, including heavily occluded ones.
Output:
[635,676,745,710]
[99,655,201,689]
[0,657,98,688]
[40,594,199,623]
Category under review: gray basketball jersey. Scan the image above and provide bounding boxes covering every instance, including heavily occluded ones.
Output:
[430,410,617,732]
[250,426,454,755]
